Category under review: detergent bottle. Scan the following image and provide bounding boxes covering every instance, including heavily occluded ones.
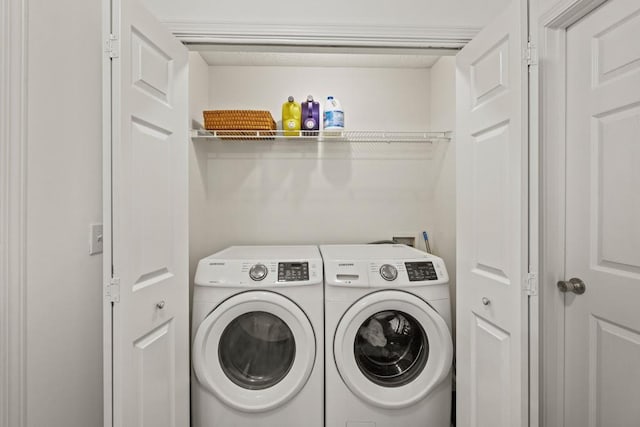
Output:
[323,96,344,136]
[282,96,301,137]
[301,95,320,136]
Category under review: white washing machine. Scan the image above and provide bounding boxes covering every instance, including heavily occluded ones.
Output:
[191,245,323,427]
[321,244,453,427]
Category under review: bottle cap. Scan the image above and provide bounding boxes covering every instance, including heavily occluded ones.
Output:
[288,96,294,102]
[307,95,314,102]
[327,96,334,99]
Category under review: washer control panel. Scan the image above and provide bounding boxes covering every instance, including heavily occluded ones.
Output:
[278,262,309,282]
[405,261,438,281]
[321,244,448,288]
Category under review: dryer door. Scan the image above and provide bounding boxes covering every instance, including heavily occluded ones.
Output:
[192,290,316,412]
[334,290,453,409]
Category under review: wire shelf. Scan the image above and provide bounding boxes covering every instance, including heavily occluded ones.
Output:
[191,129,451,143]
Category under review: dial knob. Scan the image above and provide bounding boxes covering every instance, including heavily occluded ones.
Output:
[249,264,268,281]
[379,264,398,281]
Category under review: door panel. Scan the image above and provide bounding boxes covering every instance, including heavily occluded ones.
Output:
[456,0,528,425]
[470,315,510,427]
[472,123,510,283]
[470,38,509,106]
[565,0,640,425]
[594,10,640,85]
[589,317,640,427]
[106,0,189,425]
[134,321,175,427]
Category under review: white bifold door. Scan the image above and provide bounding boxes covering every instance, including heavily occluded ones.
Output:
[563,0,640,425]
[456,0,530,426]
[103,0,190,426]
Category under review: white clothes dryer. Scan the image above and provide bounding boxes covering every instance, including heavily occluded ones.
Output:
[321,244,453,427]
[191,246,323,427]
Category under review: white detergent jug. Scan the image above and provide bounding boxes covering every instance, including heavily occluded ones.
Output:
[323,96,344,136]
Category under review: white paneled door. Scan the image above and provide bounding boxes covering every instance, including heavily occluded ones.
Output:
[104,0,190,426]
[564,0,640,425]
[456,0,529,425]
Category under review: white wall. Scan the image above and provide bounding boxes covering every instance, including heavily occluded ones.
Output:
[429,56,457,332]
[538,0,563,16]
[189,52,212,299]
[142,0,510,31]
[1,1,27,425]
[190,60,447,259]
[25,0,103,425]
[207,65,431,131]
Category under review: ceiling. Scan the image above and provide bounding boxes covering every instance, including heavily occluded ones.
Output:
[190,45,448,69]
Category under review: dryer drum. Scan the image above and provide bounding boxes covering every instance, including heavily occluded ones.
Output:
[354,310,430,388]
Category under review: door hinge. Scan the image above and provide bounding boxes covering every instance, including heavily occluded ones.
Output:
[105,34,119,59]
[525,40,537,67]
[106,277,120,303]
[525,272,538,296]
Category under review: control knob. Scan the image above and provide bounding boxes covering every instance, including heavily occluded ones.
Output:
[379,264,398,281]
[249,264,268,281]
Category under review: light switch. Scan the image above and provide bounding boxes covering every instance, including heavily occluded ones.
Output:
[90,223,103,255]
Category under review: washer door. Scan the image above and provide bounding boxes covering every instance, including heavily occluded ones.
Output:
[193,291,316,412]
[334,290,452,409]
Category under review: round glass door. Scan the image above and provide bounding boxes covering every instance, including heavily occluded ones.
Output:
[354,310,429,387]
[334,290,452,409]
[219,311,296,390]
[192,291,316,413]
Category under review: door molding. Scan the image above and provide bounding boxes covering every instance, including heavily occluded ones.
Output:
[164,21,479,49]
[538,1,608,426]
[0,0,28,426]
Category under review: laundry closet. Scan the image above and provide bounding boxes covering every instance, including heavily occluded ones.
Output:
[184,47,459,426]
[103,0,530,425]
[185,46,458,305]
